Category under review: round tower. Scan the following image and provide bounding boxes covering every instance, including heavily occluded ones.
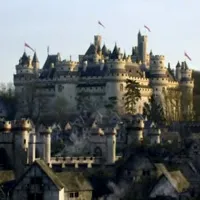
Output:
[106,128,116,164]
[0,120,12,132]
[28,133,36,164]
[13,119,32,150]
[106,44,126,111]
[39,126,52,164]
[180,62,194,118]
[126,114,144,145]
[175,61,181,81]
[150,55,168,96]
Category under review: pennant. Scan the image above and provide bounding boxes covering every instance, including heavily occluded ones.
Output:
[144,25,151,32]
[98,21,105,28]
[184,51,192,61]
[24,42,35,52]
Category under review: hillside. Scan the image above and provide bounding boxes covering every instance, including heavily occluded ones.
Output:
[193,70,200,119]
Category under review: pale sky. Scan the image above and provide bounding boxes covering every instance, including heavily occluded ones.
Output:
[0,0,199,83]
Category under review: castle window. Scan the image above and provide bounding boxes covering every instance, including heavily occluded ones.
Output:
[154,61,156,64]
[160,61,162,64]
[120,84,123,92]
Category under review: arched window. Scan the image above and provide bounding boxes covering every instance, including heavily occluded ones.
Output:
[120,84,123,92]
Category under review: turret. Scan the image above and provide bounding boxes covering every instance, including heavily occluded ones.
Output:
[32,52,39,69]
[94,35,102,48]
[137,31,148,64]
[126,114,144,145]
[150,55,168,96]
[28,133,36,164]
[39,125,52,165]
[0,120,12,132]
[176,61,181,81]
[15,52,34,74]
[13,119,32,150]
[106,128,116,164]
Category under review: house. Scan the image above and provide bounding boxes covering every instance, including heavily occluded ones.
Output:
[149,166,190,199]
[10,159,93,200]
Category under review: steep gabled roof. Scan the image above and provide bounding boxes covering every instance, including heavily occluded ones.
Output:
[85,44,96,55]
[10,159,65,191]
[56,171,93,192]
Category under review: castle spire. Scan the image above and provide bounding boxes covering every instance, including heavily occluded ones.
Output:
[32,52,39,63]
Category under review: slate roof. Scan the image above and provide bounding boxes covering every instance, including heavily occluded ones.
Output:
[32,52,39,63]
[56,171,93,192]
[33,159,65,190]
[79,65,108,77]
[20,52,29,65]
[43,55,59,69]
[39,68,56,79]
[85,44,96,55]
[110,44,120,60]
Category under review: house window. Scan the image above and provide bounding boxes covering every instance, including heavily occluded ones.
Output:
[75,192,79,197]
[70,193,74,198]
[120,84,123,92]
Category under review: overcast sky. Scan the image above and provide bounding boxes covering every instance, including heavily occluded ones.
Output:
[0,0,199,83]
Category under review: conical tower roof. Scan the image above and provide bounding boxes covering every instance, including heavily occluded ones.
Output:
[110,43,119,60]
[32,52,39,63]
[176,61,181,68]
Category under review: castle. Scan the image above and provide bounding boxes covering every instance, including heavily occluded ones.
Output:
[13,31,194,117]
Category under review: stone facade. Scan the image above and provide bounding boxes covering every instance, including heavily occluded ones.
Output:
[13,31,194,117]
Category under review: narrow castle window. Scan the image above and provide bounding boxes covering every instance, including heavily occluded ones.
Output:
[120,84,123,92]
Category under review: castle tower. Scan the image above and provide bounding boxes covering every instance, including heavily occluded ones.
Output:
[106,44,126,112]
[40,126,52,165]
[126,115,144,145]
[32,52,40,71]
[12,119,32,178]
[28,133,36,164]
[179,62,194,119]
[149,55,168,98]
[106,128,116,164]
[137,31,148,64]
[94,35,102,48]
[176,61,181,81]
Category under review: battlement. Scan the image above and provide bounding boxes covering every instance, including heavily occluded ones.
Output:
[0,121,12,131]
[51,156,102,167]
[38,124,52,135]
[13,119,33,131]
[151,55,165,60]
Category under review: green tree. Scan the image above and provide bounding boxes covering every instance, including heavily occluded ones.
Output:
[124,79,141,114]
[0,83,17,120]
[53,96,68,129]
[143,94,165,125]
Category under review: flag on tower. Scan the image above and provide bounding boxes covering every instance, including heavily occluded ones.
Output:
[144,25,151,32]
[24,42,35,52]
[184,51,192,61]
[98,21,105,28]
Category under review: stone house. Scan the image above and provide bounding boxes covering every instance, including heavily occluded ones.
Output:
[10,159,93,200]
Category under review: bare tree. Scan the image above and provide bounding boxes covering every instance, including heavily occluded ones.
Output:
[162,87,183,124]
